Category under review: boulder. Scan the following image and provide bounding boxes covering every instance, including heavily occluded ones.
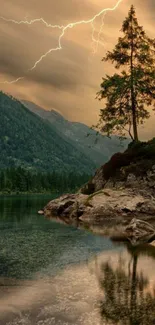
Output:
[123,218,155,246]
[43,193,87,221]
[38,210,44,215]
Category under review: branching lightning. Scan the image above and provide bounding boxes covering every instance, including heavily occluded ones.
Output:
[91,12,106,55]
[0,0,123,84]
[0,16,64,29]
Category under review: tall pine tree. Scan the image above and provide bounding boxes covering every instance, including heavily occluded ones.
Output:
[97,5,155,141]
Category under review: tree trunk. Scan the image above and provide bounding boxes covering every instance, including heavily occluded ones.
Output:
[131,94,138,141]
[130,14,139,141]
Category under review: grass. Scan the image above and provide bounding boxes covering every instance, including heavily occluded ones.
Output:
[84,189,111,206]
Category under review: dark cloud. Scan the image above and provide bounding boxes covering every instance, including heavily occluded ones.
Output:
[1,0,96,24]
[0,32,90,89]
[0,0,154,138]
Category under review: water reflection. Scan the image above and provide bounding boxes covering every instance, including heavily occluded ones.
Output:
[0,243,155,324]
[1,196,155,324]
[0,194,54,224]
[99,244,155,325]
[0,195,115,280]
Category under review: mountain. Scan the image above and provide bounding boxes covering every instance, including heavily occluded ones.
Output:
[0,92,95,173]
[22,100,129,166]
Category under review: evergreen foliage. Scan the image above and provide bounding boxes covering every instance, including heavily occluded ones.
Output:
[97,5,155,141]
[0,92,95,173]
[23,100,129,166]
[0,167,90,194]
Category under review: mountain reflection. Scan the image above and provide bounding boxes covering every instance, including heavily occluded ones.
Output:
[99,244,155,325]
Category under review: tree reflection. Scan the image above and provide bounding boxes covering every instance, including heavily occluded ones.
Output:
[99,246,155,324]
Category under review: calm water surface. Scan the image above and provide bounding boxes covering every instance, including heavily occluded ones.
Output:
[0,195,155,324]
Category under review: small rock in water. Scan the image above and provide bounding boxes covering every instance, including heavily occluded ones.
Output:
[38,210,44,215]
[125,218,155,246]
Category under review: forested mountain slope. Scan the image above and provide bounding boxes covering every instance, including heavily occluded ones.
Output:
[23,100,129,166]
[0,92,95,173]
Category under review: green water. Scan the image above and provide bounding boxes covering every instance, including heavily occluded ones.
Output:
[0,195,115,280]
[0,195,155,325]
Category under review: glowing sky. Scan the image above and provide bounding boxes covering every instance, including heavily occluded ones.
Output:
[0,0,154,139]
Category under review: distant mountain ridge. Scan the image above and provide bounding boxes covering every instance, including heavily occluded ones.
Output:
[22,100,129,166]
[0,92,95,173]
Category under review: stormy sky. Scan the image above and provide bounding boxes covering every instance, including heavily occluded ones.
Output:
[0,0,154,139]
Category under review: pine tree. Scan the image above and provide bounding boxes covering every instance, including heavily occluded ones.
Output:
[97,5,155,141]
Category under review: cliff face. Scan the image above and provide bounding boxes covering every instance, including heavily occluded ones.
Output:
[41,139,155,239]
[81,139,155,195]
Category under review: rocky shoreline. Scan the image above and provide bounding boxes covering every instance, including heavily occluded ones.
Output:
[39,140,155,245]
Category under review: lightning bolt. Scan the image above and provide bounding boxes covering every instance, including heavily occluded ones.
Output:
[0,0,123,84]
[2,77,24,85]
[0,16,64,29]
[91,12,106,55]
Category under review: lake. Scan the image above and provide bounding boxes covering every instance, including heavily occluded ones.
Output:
[0,195,155,324]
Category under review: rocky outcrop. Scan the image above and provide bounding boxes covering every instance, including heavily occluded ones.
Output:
[43,193,86,222]
[81,140,155,195]
[41,188,155,238]
[40,140,155,243]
